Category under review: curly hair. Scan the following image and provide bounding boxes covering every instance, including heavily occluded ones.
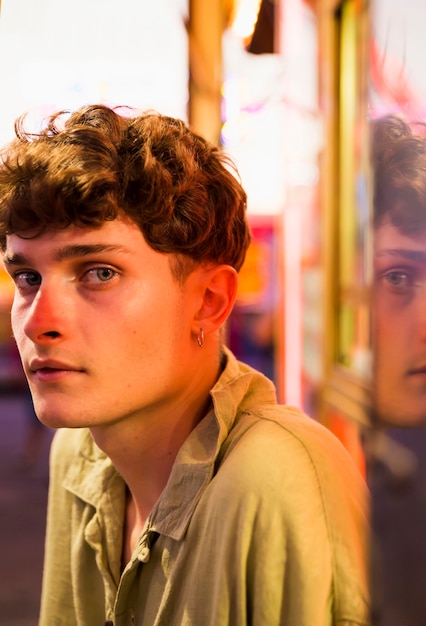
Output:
[372,114,426,234]
[0,104,250,280]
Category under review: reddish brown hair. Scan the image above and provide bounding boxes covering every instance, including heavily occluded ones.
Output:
[0,104,250,279]
[373,114,426,234]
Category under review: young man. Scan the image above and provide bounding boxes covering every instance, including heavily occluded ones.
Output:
[370,113,426,625]
[373,114,426,426]
[0,104,369,625]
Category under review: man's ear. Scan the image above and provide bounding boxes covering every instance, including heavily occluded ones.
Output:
[192,265,238,335]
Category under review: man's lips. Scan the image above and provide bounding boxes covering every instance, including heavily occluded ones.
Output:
[28,358,83,375]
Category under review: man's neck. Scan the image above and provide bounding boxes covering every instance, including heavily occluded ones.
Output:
[89,355,220,521]
[97,388,214,566]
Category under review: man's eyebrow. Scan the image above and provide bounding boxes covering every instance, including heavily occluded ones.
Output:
[53,244,134,261]
[3,244,134,266]
[375,248,426,263]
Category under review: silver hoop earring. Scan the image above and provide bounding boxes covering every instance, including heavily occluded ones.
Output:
[197,328,204,348]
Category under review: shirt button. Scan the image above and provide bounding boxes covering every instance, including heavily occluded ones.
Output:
[138,546,150,562]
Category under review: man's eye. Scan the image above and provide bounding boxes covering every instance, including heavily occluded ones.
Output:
[82,267,118,283]
[385,271,408,285]
[14,271,41,289]
[381,270,413,291]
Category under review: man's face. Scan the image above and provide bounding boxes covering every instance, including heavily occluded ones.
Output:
[3,218,206,431]
[373,218,426,425]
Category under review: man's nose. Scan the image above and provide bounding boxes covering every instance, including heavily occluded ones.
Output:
[15,285,68,344]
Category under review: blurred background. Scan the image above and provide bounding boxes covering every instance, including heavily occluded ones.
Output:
[0,0,425,624]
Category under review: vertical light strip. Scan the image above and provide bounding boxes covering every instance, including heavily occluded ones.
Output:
[231,0,262,40]
[284,203,302,407]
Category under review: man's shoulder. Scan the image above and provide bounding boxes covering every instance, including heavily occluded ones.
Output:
[219,404,367,500]
[231,403,349,461]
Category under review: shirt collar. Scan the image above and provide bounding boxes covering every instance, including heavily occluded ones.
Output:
[62,347,277,540]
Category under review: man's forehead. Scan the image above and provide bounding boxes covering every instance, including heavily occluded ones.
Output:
[375,220,426,259]
[3,223,142,264]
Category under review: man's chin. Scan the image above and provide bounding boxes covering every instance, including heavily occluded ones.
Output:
[31,402,84,430]
[35,415,79,429]
[373,400,426,427]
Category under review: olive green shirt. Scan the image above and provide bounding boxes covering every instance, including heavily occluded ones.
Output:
[39,349,370,626]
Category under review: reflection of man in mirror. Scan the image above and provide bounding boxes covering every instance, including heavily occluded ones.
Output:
[373,115,426,425]
[371,115,426,626]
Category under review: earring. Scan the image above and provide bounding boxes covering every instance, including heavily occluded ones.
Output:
[197,328,204,348]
